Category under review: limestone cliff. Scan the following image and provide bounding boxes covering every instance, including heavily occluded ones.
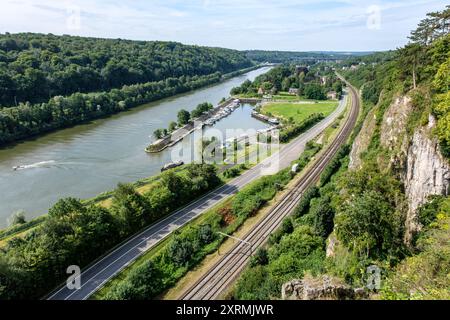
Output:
[403,116,450,241]
[348,92,450,243]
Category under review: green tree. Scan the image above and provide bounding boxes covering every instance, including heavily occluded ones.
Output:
[304,83,326,100]
[177,109,191,126]
[168,121,177,132]
[153,129,163,139]
[335,190,404,259]
[111,183,149,233]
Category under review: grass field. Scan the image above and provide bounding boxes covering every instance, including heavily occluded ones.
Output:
[262,101,338,124]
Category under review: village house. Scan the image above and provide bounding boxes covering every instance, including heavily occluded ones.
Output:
[327,91,337,100]
[288,87,299,95]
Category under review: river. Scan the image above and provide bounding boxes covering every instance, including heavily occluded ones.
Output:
[0,67,272,227]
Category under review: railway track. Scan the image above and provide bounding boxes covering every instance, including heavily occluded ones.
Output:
[180,80,360,300]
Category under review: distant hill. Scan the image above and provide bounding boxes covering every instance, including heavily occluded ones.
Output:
[0,33,253,106]
[243,50,372,63]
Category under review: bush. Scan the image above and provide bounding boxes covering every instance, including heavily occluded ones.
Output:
[319,144,350,187]
[250,248,269,267]
[167,233,196,266]
[104,260,163,300]
[9,211,26,226]
[311,196,335,238]
[293,186,319,218]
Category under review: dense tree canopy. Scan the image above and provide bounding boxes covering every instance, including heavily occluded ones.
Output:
[0,33,253,106]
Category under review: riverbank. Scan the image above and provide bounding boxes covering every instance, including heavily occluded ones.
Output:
[0,64,269,149]
[145,98,241,153]
[0,67,273,228]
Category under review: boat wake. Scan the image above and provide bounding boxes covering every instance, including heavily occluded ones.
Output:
[13,160,56,171]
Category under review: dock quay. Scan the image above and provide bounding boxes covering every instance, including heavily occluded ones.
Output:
[145,98,243,153]
[251,111,280,125]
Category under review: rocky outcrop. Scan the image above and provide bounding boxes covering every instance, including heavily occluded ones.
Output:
[349,108,376,170]
[380,95,412,151]
[403,115,450,242]
[281,275,368,300]
[348,90,450,243]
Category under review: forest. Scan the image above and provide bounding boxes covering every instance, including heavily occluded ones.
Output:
[0,33,252,106]
[0,33,254,145]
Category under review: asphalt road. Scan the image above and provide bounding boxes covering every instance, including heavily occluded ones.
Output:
[47,94,347,300]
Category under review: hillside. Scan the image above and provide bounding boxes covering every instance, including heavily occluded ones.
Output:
[233,6,449,300]
[0,33,253,106]
[0,33,257,145]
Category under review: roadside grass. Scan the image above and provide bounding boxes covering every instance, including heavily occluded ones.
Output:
[262,101,338,124]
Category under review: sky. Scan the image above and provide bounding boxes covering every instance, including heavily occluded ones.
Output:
[0,0,446,51]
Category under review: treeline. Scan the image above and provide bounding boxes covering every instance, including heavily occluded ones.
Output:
[0,164,221,300]
[0,33,253,106]
[0,72,221,146]
[243,50,355,63]
[231,64,343,100]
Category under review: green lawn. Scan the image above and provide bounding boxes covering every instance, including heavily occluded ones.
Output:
[262,101,338,124]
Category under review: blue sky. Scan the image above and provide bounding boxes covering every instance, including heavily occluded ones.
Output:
[0,0,446,51]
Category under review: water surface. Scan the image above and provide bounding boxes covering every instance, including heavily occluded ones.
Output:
[0,67,272,227]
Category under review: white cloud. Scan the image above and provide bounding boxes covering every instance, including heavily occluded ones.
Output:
[0,0,446,51]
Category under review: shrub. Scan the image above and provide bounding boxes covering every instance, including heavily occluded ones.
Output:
[104,260,163,300]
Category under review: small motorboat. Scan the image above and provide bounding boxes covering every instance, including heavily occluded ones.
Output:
[161,160,184,172]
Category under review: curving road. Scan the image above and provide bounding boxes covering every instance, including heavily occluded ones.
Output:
[47,93,348,300]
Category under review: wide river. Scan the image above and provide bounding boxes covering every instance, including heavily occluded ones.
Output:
[0,67,272,227]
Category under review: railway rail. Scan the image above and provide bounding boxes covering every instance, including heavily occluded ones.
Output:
[180,79,360,300]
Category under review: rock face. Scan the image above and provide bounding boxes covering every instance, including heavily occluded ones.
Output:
[380,95,412,151]
[403,116,450,242]
[281,275,368,300]
[348,91,450,243]
[349,108,376,170]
